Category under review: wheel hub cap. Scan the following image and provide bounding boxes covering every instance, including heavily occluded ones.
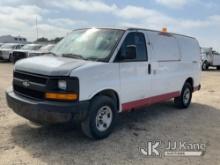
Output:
[96,106,113,132]
[183,88,191,105]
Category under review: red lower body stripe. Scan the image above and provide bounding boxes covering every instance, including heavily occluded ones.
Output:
[122,91,180,111]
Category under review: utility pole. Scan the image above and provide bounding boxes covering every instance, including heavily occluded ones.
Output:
[36,16,38,40]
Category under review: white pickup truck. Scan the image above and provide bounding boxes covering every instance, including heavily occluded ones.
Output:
[0,43,24,61]
[6,27,201,139]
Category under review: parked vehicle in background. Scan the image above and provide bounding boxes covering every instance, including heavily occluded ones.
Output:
[201,47,220,70]
[28,44,55,57]
[11,44,42,63]
[6,27,201,139]
[0,43,5,47]
[0,43,24,61]
[39,44,55,53]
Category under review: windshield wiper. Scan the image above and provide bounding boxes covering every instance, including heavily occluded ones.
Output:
[62,53,105,62]
[49,52,58,56]
[86,56,105,62]
[62,53,87,60]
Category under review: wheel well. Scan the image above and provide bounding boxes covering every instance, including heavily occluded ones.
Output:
[93,89,120,111]
[185,78,194,88]
[203,60,209,65]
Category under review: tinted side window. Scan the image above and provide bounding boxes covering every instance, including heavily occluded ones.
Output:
[116,32,147,62]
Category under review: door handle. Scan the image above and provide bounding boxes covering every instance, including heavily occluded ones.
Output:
[192,61,198,63]
[148,64,151,74]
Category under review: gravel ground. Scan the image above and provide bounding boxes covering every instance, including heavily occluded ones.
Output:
[0,62,220,165]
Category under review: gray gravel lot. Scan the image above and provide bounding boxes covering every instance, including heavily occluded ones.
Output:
[0,62,220,165]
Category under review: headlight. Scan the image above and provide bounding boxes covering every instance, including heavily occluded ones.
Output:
[58,80,67,90]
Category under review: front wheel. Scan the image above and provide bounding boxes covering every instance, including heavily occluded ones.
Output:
[81,95,117,139]
[174,83,192,109]
[202,61,208,71]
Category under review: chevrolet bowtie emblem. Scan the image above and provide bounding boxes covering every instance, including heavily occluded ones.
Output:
[22,80,30,87]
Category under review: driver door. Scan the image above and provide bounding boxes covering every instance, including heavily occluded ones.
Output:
[115,32,151,111]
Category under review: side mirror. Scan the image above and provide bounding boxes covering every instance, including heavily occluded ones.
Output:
[125,45,136,60]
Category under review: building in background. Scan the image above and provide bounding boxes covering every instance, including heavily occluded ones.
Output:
[0,35,27,44]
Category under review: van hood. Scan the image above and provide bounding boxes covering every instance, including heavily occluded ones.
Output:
[14,49,30,53]
[14,55,88,76]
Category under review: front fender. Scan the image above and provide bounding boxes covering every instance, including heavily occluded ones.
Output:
[70,62,120,103]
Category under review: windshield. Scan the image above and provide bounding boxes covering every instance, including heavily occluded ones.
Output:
[1,44,16,49]
[22,45,41,50]
[51,28,124,61]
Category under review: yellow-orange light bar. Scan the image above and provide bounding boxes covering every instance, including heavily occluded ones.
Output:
[45,92,78,101]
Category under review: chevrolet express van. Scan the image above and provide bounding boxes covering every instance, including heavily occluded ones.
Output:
[6,27,201,139]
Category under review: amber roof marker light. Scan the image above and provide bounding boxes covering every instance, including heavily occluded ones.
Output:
[161,27,168,33]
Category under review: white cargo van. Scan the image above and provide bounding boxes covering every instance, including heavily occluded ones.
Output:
[6,27,201,139]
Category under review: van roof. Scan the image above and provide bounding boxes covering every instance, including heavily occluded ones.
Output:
[73,27,196,40]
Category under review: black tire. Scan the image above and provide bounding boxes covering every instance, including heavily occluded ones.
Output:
[174,83,192,109]
[81,95,117,140]
[202,61,208,71]
[217,66,220,70]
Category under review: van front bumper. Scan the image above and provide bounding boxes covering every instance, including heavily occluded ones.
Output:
[6,89,89,124]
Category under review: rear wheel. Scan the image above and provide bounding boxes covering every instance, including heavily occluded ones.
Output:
[202,61,208,71]
[174,83,192,109]
[81,95,117,139]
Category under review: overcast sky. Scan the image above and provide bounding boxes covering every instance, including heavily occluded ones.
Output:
[0,0,219,51]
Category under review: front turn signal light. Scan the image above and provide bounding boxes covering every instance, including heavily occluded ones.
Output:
[45,92,78,101]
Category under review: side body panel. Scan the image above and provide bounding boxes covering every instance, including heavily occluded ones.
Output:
[146,31,183,96]
[213,54,220,66]
[175,35,201,88]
